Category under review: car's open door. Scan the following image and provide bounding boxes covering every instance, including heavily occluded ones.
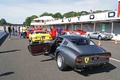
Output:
[28,43,51,56]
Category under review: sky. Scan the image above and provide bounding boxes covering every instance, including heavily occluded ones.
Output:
[0,0,118,24]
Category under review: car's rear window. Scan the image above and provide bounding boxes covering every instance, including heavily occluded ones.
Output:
[71,38,95,46]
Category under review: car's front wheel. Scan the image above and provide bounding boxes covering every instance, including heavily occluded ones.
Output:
[57,53,68,71]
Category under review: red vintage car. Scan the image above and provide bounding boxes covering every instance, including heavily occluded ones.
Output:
[74,29,86,35]
[61,29,73,35]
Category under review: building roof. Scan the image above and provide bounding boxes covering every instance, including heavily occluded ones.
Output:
[33,16,54,21]
[31,11,120,26]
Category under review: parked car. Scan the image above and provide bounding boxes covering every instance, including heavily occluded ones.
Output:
[29,30,52,44]
[26,29,33,38]
[28,35,111,71]
[74,29,86,35]
[61,29,75,35]
[87,31,113,40]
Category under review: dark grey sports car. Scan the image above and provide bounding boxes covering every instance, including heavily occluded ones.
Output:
[28,35,111,71]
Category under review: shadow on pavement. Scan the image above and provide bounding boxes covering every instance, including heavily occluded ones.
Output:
[74,63,116,76]
[41,58,54,62]
[0,72,14,77]
[0,49,21,54]
[11,37,28,40]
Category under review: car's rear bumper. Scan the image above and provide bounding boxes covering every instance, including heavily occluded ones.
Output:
[72,53,111,69]
[75,60,109,69]
[32,39,52,42]
[103,36,113,40]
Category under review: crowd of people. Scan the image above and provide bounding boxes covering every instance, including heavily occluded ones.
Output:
[7,25,27,40]
[30,25,63,40]
[5,25,64,40]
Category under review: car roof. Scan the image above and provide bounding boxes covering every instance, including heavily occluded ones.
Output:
[59,35,88,40]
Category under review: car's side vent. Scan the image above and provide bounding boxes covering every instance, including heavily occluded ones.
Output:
[63,40,68,45]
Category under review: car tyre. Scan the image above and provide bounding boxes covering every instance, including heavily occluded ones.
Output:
[98,36,102,40]
[57,53,68,71]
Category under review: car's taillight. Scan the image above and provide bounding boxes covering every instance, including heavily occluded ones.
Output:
[105,55,110,59]
[76,57,82,63]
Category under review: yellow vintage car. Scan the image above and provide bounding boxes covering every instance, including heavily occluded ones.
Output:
[29,30,52,44]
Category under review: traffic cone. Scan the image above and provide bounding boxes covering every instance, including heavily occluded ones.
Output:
[114,39,118,44]
[98,40,102,46]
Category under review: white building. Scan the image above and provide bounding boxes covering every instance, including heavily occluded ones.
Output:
[31,1,120,40]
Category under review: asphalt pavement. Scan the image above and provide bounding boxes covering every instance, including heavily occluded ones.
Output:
[0,35,120,80]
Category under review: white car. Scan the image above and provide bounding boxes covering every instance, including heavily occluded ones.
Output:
[87,31,113,40]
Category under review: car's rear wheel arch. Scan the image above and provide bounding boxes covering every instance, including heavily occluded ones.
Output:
[55,51,62,60]
[56,52,68,71]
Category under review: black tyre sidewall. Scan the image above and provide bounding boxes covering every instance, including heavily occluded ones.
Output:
[57,53,67,71]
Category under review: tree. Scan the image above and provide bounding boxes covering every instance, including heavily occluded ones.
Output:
[93,10,109,13]
[81,11,89,15]
[40,12,53,17]
[63,11,79,18]
[24,15,38,26]
[53,12,63,19]
[0,18,7,25]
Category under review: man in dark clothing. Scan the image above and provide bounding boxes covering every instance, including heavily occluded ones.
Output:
[57,26,63,36]
[8,25,12,40]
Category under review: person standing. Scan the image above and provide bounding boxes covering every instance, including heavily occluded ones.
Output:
[20,26,23,38]
[8,25,12,40]
[12,26,15,35]
[22,26,27,38]
[32,26,35,32]
[51,26,57,40]
[14,26,18,36]
[57,26,63,36]
[18,26,20,36]
[37,26,43,30]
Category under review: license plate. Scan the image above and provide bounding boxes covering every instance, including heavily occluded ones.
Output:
[41,36,45,39]
[93,57,99,62]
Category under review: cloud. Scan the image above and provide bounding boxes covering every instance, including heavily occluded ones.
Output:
[0,0,118,24]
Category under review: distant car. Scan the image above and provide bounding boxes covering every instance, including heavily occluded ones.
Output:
[61,29,70,35]
[26,29,33,38]
[29,30,52,44]
[87,31,113,40]
[74,29,86,35]
[61,29,75,35]
[28,35,111,71]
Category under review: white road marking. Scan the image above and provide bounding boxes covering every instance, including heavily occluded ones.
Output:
[110,58,120,63]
